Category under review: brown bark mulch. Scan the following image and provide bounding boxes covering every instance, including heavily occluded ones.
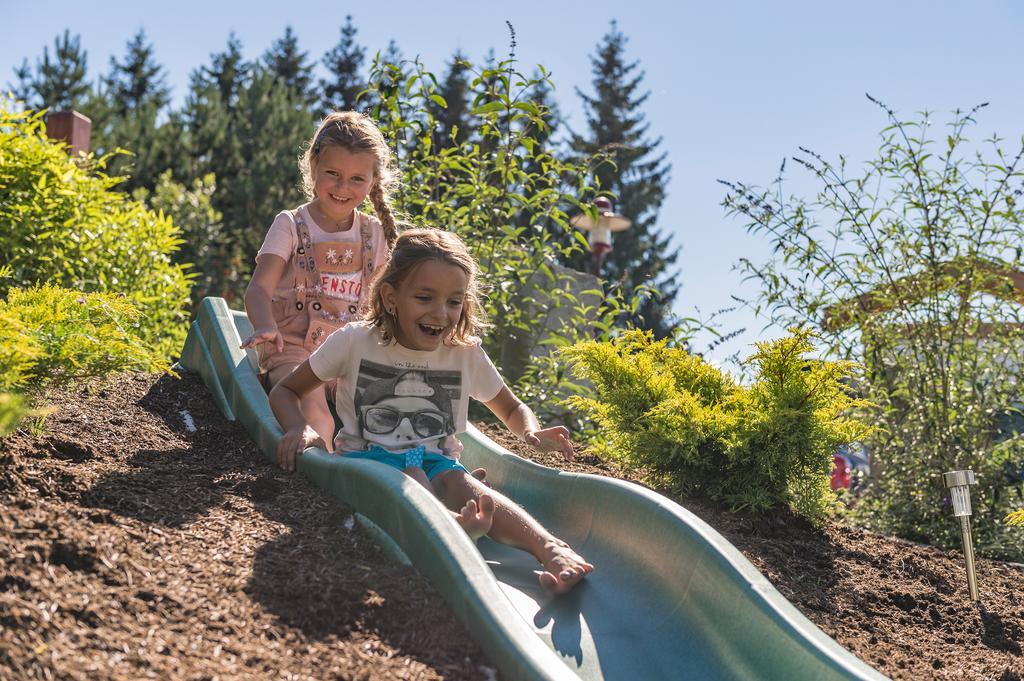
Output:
[1,373,490,680]
[477,425,1024,681]
[2,371,1023,680]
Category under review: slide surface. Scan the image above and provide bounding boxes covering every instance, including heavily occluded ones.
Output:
[179,297,888,681]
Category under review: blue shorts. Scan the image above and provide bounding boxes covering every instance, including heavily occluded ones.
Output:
[343,445,469,481]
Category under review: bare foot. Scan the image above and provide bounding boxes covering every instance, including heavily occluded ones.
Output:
[454,494,495,540]
[537,539,593,594]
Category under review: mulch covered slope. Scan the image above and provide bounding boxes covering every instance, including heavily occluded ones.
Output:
[0,373,490,680]
[480,426,1024,681]
[2,371,1023,680]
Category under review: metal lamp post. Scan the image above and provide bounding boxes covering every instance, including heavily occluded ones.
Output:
[942,469,980,601]
[570,196,631,276]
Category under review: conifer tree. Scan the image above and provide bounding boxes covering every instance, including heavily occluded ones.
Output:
[101,29,170,113]
[9,30,91,111]
[9,60,35,105]
[89,30,175,191]
[183,33,251,181]
[571,21,678,337]
[263,26,316,107]
[204,33,250,113]
[183,38,313,301]
[319,16,366,114]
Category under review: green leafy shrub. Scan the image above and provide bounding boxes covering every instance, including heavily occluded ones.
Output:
[134,170,229,312]
[0,103,191,358]
[722,98,1024,559]
[361,50,637,421]
[0,393,28,437]
[0,284,170,435]
[562,328,870,524]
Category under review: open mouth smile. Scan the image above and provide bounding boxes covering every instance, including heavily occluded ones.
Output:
[418,323,446,337]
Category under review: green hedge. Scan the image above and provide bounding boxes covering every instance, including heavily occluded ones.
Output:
[562,329,870,524]
[0,284,171,436]
[0,104,191,358]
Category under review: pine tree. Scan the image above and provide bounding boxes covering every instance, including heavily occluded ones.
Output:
[183,33,252,183]
[101,29,170,114]
[182,40,313,301]
[227,66,313,259]
[204,33,250,113]
[263,26,316,107]
[571,21,678,338]
[9,30,91,111]
[89,29,175,191]
[319,16,366,114]
[9,60,36,105]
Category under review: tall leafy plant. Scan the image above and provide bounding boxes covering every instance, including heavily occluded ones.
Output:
[359,37,632,419]
[721,97,1024,559]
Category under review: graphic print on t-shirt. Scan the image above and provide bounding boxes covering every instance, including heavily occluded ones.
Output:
[313,241,362,302]
[354,360,460,452]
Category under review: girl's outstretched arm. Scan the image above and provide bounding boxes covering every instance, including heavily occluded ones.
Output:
[483,386,574,461]
[269,362,327,471]
[241,253,288,351]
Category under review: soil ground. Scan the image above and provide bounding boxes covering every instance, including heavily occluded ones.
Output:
[2,371,1023,680]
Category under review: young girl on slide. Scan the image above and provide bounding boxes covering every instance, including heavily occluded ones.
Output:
[241,112,399,447]
[269,229,593,593]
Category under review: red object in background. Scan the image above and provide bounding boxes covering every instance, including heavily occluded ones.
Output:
[831,454,851,490]
[591,241,612,276]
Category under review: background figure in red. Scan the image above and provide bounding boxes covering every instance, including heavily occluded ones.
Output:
[570,196,631,276]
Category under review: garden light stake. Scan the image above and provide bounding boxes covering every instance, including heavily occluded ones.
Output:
[942,470,979,601]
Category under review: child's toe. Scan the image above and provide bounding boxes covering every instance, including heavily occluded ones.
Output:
[478,493,495,519]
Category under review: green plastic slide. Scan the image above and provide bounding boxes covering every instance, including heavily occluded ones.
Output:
[179,297,888,681]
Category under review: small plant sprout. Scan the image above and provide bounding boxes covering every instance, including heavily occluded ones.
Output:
[943,470,979,602]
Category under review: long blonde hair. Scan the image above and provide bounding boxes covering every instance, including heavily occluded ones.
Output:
[366,229,489,346]
[299,111,399,248]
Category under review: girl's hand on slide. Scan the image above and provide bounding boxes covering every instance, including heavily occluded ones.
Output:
[240,326,284,352]
[277,425,325,473]
[525,426,575,461]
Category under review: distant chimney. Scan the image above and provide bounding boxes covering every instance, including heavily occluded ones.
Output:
[45,110,91,156]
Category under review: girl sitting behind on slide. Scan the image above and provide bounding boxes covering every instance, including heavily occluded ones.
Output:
[241,111,399,449]
[269,228,593,593]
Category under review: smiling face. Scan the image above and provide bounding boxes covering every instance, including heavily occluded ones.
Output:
[381,259,469,351]
[310,146,376,229]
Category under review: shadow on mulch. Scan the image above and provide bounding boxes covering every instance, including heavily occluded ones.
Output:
[82,446,233,527]
[76,373,486,665]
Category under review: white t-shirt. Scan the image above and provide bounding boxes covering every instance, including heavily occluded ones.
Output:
[308,321,505,458]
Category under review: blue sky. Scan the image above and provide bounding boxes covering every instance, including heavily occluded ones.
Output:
[6,1,1024,364]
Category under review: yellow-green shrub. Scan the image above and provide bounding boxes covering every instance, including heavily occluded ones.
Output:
[0,284,170,436]
[0,104,191,358]
[562,328,871,524]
